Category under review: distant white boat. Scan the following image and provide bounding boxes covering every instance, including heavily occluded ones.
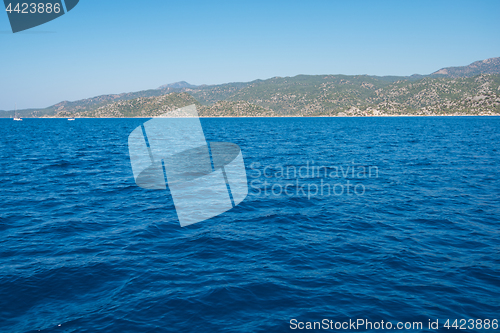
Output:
[13,103,22,121]
[68,118,75,121]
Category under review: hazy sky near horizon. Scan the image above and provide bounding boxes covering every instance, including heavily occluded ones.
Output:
[1,0,499,110]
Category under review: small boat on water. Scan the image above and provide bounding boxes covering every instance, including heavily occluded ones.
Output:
[13,104,22,121]
[68,118,75,121]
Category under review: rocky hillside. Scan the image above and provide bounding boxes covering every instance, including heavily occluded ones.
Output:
[4,57,500,118]
[42,74,500,118]
[2,87,180,118]
[432,57,500,78]
[54,93,199,118]
[52,94,274,118]
[198,101,274,117]
[217,74,500,116]
[333,74,500,116]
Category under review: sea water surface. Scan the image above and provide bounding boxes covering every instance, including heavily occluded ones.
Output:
[1,117,499,332]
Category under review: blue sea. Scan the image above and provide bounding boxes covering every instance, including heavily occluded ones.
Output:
[1,117,499,332]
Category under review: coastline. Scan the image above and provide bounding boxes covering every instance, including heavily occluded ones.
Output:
[5,114,499,119]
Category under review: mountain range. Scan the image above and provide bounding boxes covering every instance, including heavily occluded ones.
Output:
[2,57,499,118]
[431,57,500,77]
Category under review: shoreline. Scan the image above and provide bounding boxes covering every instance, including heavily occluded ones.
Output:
[3,114,500,119]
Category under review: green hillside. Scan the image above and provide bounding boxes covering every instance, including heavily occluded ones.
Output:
[431,57,500,77]
[203,74,500,116]
[58,93,199,118]
[41,74,500,118]
[3,57,500,118]
[198,101,274,117]
[1,87,180,118]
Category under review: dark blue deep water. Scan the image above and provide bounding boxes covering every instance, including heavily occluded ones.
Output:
[1,117,499,332]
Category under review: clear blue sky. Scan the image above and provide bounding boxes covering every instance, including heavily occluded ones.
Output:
[1,0,499,110]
